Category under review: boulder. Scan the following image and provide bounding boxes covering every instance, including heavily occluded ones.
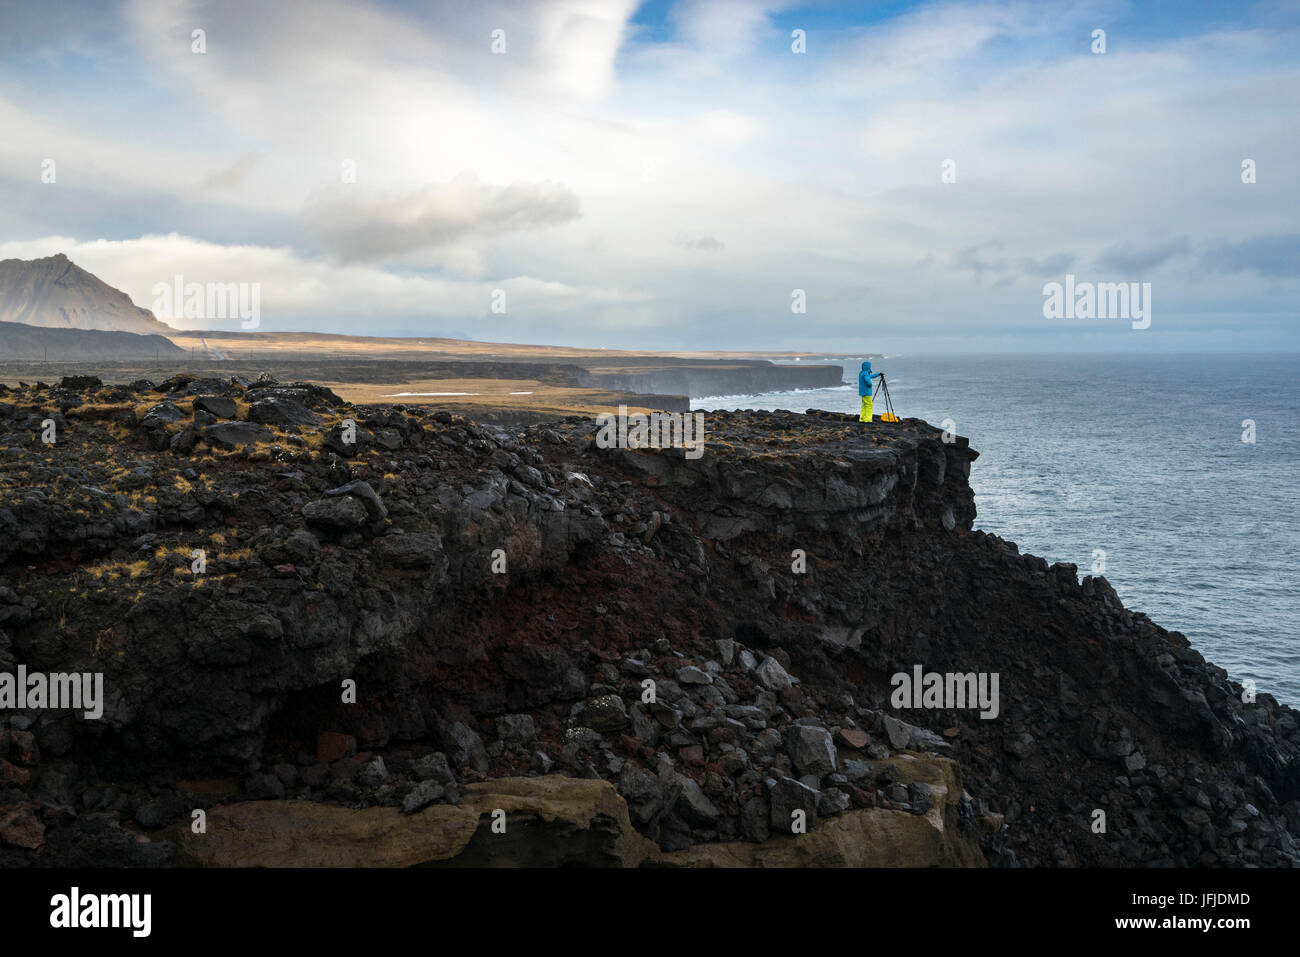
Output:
[303,497,368,531]
[323,480,387,521]
[402,781,445,814]
[579,695,629,732]
[204,421,273,449]
[767,776,820,833]
[445,722,489,773]
[193,395,237,419]
[496,715,537,748]
[836,728,869,750]
[755,656,795,691]
[881,714,951,753]
[248,396,321,427]
[783,725,838,779]
[675,775,722,828]
[410,752,456,785]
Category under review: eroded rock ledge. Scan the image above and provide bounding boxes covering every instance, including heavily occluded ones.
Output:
[1,375,1297,867]
[173,760,982,868]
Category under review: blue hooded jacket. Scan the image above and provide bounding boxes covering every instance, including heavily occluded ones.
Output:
[858,361,879,397]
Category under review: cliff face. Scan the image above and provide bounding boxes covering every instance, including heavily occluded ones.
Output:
[0,377,1296,867]
[0,254,173,336]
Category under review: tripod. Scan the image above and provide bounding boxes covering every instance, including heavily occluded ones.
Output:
[872,373,899,422]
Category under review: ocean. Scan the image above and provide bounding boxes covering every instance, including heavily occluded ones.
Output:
[693,354,1300,707]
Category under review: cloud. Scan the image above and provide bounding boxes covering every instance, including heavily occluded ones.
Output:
[672,233,724,251]
[1094,237,1192,273]
[670,0,791,60]
[528,0,640,100]
[303,173,581,263]
[1018,253,1076,276]
[200,152,261,191]
[0,233,637,335]
[1201,234,1300,277]
[0,0,1297,350]
[953,242,1009,280]
[0,0,119,57]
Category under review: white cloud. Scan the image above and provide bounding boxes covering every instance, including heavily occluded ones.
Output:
[0,234,643,336]
[303,172,582,263]
[671,0,790,60]
[0,0,1295,350]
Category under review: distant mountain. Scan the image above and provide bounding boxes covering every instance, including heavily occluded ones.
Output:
[0,321,183,360]
[0,253,173,336]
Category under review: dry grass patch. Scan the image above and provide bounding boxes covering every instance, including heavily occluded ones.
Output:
[86,559,150,581]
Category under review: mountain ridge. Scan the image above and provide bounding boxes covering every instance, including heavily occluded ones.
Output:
[0,253,173,336]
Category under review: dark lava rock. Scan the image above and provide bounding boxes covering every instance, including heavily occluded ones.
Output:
[444,722,489,773]
[401,780,444,814]
[324,422,365,457]
[302,496,368,531]
[1005,731,1036,760]
[203,421,273,449]
[376,533,442,567]
[677,665,712,685]
[134,793,185,830]
[169,426,198,454]
[410,752,456,785]
[248,396,321,427]
[141,402,184,428]
[59,375,102,390]
[740,796,771,842]
[617,766,662,824]
[768,776,819,833]
[193,395,237,419]
[323,480,387,521]
[496,715,536,747]
[579,695,629,732]
[881,714,951,753]
[783,725,838,779]
[674,774,721,827]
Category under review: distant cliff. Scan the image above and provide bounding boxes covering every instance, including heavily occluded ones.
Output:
[0,254,172,336]
[578,360,843,398]
[0,321,182,360]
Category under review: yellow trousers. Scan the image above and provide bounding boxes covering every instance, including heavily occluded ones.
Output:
[860,395,873,422]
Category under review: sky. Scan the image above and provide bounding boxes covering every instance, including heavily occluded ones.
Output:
[0,0,1297,353]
